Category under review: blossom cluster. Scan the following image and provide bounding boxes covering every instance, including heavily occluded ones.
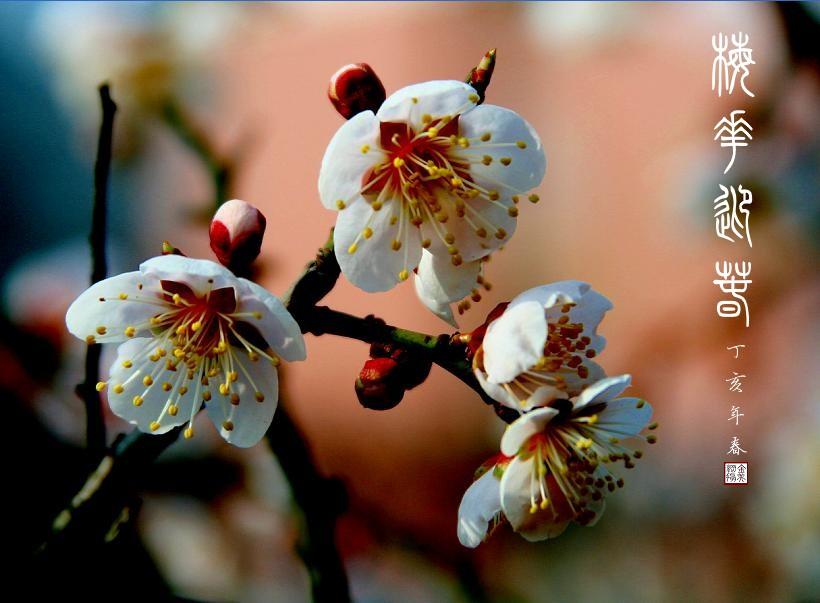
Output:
[64,62,654,550]
[458,281,655,546]
[316,70,655,545]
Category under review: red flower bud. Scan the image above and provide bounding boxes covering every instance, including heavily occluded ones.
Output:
[465,48,496,104]
[355,357,405,410]
[368,341,396,359]
[161,240,186,256]
[328,63,386,120]
[367,342,431,390]
[209,199,267,274]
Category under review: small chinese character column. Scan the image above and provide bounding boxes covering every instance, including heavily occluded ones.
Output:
[711,31,755,484]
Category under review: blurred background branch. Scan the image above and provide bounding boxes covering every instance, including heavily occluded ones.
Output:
[266,405,351,603]
[161,98,233,212]
[77,83,116,455]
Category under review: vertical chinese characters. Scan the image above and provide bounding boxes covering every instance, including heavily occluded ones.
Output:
[714,110,753,174]
[712,33,756,482]
[713,260,752,327]
[714,184,752,247]
[712,32,756,98]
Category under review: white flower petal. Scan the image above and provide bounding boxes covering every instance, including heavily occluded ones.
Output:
[595,396,653,439]
[583,495,607,528]
[419,189,517,263]
[499,456,569,540]
[482,300,547,384]
[417,292,456,327]
[519,519,571,542]
[459,104,546,199]
[416,250,480,304]
[140,255,236,295]
[206,349,279,447]
[509,280,589,311]
[573,374,632,410]
[414,251,480,326]
[522,384,568,411]
[474,368,519,408]
[334,197,422,292]
[107,338,199,434]
[457,470,502,548]
[318,110,382,211]
[66,270,162,343]
[558,359,607,399]
[238,279,306,362]
[546,287,612,354]
[377,80,477,125]
[500,407,558,456]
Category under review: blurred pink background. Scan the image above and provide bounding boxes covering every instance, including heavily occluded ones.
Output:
[6,2,818,601]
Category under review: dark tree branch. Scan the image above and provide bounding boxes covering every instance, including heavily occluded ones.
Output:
[39,229,510,598]
[78,84,117,454]
[265,407,350,603]
[43,47,505,595]
[283,229,340,312]
[300,304,518,423]
[272,229,350,602]
[35,428,181,559]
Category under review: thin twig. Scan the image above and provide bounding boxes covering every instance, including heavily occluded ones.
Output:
[35,428,181,559]
[42,48,505,595]
[271,230,351,602]
[160,98,232,212]
[40,229,509,570]
[78,84,117,454]
[266,407,350,603]
[300,305,519,423]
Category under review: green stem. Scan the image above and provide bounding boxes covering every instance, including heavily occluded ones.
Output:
[300,305,517,422]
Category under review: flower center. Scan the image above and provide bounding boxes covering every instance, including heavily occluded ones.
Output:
[474,303,597,407]
[538,305,595,380]
[96,278,279,436]
[522,415,637,525]
[349,116,513,276]
[156,280,238,359]
[372,117,473,207]
[362,117,480,257]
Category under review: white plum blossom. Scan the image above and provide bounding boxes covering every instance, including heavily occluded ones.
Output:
[473,281,612,411]
[457,375,655,546]
[65,255,305,447]
[319,79,546,295]
[457,454,508,548]
[413,250,482,327]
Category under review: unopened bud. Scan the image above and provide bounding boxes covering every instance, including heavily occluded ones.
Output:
[355,357,405,410]
[210,199,267,273]
[162,241,186,256]
[465,48,496,104]
[328,63,386,120]
[368,342,432,390]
